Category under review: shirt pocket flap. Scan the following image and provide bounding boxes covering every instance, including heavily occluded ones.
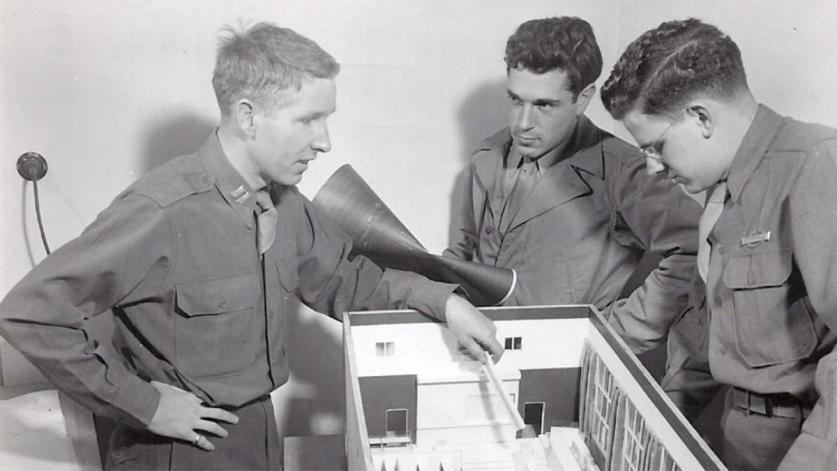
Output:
[723,249,792,289]
[274,258,299,293]
[175,272,259,316]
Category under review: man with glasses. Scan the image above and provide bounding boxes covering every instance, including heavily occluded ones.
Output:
[445,16,702,367]
[602,18,837,470]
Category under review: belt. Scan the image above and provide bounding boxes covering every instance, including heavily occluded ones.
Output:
[730,387,812,419]
[219,394,271,412]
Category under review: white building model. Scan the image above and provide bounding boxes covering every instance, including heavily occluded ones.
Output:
[343,305,725,471]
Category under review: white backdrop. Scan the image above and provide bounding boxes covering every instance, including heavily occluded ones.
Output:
[2,0,836,440]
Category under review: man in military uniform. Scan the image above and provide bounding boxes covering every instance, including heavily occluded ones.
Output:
[446,17,701,355]
[602,18,837,471]
[0,23,502,470]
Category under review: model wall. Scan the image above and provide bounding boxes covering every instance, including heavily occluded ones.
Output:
[350,317,590,378]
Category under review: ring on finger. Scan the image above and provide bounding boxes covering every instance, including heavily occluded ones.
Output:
[192,434,201,446]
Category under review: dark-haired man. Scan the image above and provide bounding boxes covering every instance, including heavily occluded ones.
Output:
[0,22,502,470]
[446,17,701,356]
[602,17,837,471]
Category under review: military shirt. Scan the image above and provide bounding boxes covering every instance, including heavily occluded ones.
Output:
[703,106,837,466]
[445,115,701,353]
[706,105,837,395]
[0,133,456,428]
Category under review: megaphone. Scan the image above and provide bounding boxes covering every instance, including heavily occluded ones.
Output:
[313,164,516,307]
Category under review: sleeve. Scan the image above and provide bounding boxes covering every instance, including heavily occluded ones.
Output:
[0,192,168,427]
[605,148,702,353]
[659,277,724,421]
[779,140,837,470]
[293,196,458,322]
[443,162,479,261]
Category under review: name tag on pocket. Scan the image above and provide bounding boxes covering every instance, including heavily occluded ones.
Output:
[740,231,771,247]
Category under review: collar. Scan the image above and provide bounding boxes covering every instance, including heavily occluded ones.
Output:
[508,139,561,173]
[198,130,261,228]
[565,114,606,178]
[506,116,586,172]
[482,115,604,178]
[725,104,784,202]
[472,115,608,230]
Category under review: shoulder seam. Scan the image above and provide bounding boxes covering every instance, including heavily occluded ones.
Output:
[135,172,214,208]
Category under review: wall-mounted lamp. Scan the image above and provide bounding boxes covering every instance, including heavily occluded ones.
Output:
[17,152,51,254]
[17,152,48,182]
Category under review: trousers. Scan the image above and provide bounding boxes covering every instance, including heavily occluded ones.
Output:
[105,395,281,470]
[721,388,807,471]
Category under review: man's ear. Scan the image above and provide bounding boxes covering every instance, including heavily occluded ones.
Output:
[235,99,257,138]
[575,83,596,115]
[687,104,714,138]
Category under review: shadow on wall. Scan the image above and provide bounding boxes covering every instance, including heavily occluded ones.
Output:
[275,303,345,440]
[139,112,216,174]
[448,78,508,250]
[21,181,44,268]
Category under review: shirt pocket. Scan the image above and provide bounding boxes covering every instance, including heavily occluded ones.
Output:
[174,271,260,378]
[723,249,817,367]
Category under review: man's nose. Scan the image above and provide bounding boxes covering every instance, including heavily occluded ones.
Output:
[515,104,535,130]
[311,122,332,153]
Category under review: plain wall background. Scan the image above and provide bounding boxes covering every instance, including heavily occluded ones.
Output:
[2,0,836,442]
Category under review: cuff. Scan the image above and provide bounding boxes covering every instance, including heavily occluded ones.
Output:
[113,374,161,428]
[406,279,459,322]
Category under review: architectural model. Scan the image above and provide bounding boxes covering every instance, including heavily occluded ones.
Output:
[343,305,725,471]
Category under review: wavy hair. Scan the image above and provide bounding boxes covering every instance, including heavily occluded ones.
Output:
[601,18,747,119]
[505,17,603,99]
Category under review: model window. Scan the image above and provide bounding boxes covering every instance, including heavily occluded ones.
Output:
[619,401,648,471]
[504,336,523,350]
[375,341,395,356]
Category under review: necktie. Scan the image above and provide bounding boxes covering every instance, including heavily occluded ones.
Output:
[254,189,278,255]
[503,158,539,229]
[697,181,727,282]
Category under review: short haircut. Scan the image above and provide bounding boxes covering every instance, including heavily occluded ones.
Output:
[212,22,340,116]
[601,18,748,120]
[504,17,603,99]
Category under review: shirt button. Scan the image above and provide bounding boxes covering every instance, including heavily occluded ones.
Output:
[718,246,725,255]
[485,225,493,234]
[218,299,228,308]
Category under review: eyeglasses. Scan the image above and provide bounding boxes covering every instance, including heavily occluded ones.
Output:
[639,108,689,161]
